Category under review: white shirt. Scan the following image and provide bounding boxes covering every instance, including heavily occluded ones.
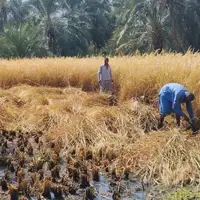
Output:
[98,65,112,81]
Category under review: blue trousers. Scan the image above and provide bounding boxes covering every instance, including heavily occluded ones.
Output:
[159,93,173,115]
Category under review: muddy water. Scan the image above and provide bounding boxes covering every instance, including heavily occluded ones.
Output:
[0,166,145,200]
[0,131,146,200]
[0,167,4,178]
[91,175,146,200]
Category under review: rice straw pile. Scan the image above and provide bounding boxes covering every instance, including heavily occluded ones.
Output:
[0,84,198,187]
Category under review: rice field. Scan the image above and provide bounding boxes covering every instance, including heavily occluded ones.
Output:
[1,52,200,199]
[1,52,200,102]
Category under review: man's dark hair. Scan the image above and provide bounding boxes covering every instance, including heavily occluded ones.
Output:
[186,92,195,102]
[104,57,109,62]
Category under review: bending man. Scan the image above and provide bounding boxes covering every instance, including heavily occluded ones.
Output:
[158,83,196,133]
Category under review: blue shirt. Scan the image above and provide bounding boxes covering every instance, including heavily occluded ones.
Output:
[159,83,194,119]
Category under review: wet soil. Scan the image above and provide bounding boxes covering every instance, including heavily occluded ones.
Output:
[0,129,146,200]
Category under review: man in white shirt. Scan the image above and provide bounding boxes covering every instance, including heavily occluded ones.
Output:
[98,57,113,93]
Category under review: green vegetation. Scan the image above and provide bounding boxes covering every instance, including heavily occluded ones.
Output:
[0,0,200,58]
[165,188,200,200]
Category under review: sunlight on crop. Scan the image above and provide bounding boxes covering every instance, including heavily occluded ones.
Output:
[1,52,200,199]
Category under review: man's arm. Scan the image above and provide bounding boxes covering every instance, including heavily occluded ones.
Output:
[98,66,102,83]
[186,102,194,120]
[175,109,197,133]
[173,98,185,117]
[109,67,113,82]
[174,94,196,131]
[186,102,196,132]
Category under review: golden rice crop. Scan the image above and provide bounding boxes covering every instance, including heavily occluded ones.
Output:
[1,51,200,104]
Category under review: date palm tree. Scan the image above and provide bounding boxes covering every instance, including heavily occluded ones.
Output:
[109,0,166,54]
[0,0,7,31]
[0,22,49,58]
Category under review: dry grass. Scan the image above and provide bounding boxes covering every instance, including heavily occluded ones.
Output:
[0,84,199,187]
[117,130,200,186]
[1,53,200,188]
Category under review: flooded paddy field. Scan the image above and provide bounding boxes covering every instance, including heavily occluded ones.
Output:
[0,129,146,200]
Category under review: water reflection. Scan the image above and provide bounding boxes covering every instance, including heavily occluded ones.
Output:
[0,166,146,200]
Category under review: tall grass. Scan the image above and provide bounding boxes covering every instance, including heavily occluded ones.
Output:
[1,51,200,102]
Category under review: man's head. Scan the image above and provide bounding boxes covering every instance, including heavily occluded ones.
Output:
[104,57,109,66]
[184,92,195,103]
